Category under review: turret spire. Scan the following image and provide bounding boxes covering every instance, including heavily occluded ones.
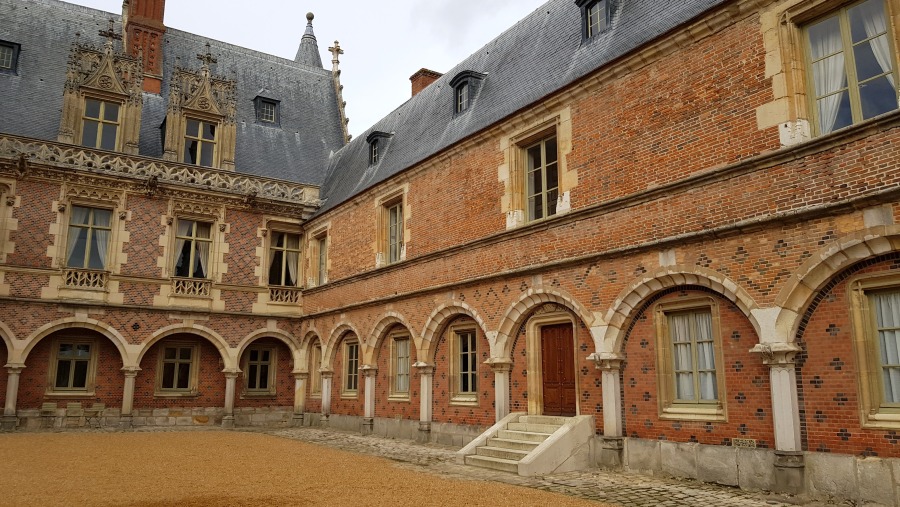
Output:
[294,12,323,68]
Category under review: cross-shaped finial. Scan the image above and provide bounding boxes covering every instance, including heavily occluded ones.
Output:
[197,42,217,68]
[98,18,122,47]
[328,41,343,73]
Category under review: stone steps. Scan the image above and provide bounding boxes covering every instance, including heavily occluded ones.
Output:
[464,414,573,474]
[475,445,531,460]
[486,437,541,452]
[463,454,520,473]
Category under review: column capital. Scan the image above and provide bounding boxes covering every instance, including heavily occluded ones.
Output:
[485,357,513,373]
[121,366,141,377]
[293,371,310,380]
[4,363,25,374]
[413,361,435,375]
[360,364,378,378]
[588,352,624,371]
[320,370,334,379]
[750,343,802,366]
[222,369,240,379]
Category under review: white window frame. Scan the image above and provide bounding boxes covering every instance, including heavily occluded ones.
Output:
[389,332,411,400]
[449,324,479,406]
[342,339,360,398]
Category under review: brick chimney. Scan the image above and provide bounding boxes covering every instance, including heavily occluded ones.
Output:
[410,68,443,97]
[123,0,166,93]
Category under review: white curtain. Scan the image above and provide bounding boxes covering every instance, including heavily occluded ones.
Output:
[695,312,717,401]
[874,292,900,403]
[861,1,895,88]
[197,240,210,278]
[92,229,109,270]
[174,220,192,275]
[670,313,695,401]
[810,17,847,134]
[66,206,90,267]
[286,234,299,286]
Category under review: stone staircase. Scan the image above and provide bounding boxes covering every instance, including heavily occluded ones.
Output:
[458,414,593,475]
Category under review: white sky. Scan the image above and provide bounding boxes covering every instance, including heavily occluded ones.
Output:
[69,0,549,138]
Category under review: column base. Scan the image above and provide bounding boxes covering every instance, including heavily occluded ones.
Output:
[118,415,133,429]
[597,436,624,468]
[291,413,305,427]
[320,414,329,428]
[221,415,235,429]
[0,414,17,431]
[774,450,805,495]
[361,417,374,436]
[416,421,432,444]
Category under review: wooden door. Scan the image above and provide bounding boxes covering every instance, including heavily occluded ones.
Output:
[541,323,576,416]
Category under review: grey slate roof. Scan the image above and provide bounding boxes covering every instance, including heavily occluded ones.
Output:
[0,0,345,186]
[318,0,729,213]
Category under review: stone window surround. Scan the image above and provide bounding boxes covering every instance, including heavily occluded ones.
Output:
[0,179,17,266]
[154,341,201,397]
[849,271,900,430]
[448,322,479,406]
[525,311,579,416]
[654,296,728,422]
[388,331,412,401]
[45,335,99,398]
[264,221,303,288]
[309,342,323,399]
[341,338,360,398]
[307,223,330,288]
[241,345,277,397]
[756,0,900,146]
[374,185,409,268]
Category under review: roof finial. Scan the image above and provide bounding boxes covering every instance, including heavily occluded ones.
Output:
[197,41,217,71]
[328,41,343,73]
[99,17,122,50]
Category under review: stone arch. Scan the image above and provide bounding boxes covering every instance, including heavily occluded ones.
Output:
[235,328,300,372]
[137,324,234,370]
[366,311,417,364]
[322,322,361,369]
[420,301,488,362]
[774,225,900,343]
[21,317,133,367]
[0,319,17,362]
[301,330,323,372]
[496,287,595,359]
[602,265,761,354]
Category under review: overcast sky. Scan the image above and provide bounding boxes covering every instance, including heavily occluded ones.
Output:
[69,0,549,138]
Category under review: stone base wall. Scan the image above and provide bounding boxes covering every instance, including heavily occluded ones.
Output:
[13,406,295,430]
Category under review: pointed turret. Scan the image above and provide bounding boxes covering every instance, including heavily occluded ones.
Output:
[294,12,323,68]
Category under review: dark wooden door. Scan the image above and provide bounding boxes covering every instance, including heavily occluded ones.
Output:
[541,323,576,416]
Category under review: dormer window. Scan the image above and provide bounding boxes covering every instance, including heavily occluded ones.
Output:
[254,96,280,125]
[577,0,610,39]
[0,41,20,75]
[449,71,486,116]
[366,131,393,166]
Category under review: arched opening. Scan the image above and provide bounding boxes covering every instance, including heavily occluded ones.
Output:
[373,323,418,422]
[430,315,493,428]
[330,331,363,420]
[233,337,295,426]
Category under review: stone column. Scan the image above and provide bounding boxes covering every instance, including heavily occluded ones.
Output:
[320,371,333,427]
[222,371,239,429]
[119,367,140,429]
[414,362,434,443]
[593,353,624,468]
[292,372,308,427]
[1,365,24,431]
[360,365,377,435]
[488,359,513,422]
[752,342,804,494]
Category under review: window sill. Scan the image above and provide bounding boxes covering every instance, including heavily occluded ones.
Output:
[660,404,726,422]
[310,393,322,399]
[450,396,479,407]
[862,411,900,430]
[44,390,96,398]
[340,392,359,400]
[388,394,411,403]
[153,391,199,398]
[240,392,277,399]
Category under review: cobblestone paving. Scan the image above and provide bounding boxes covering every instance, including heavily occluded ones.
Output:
[267,427,827,507]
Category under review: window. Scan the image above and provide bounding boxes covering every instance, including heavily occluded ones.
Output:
[455,83,469,113]
[49,340,95,392]
[449,71,486,115]
[655,298,725,420]
[370,139,379,165]
[316,233,328,286]
[525,135,559,221]
[343,340,360,396]
[310,343,322,396]
[173,219,212,279]
[386,200,404,264]
[577,0,609,39]
[0,41,20,74]
[805,0,898,135]
[850,275,900,428]
[158,343,198,393]
[366,131,392,166]
[451,327,478,404]
[391,334,411,398]
[244,346,276,395]
[254,96,279,124]
[80,98,120,151]
[183,118,218,167]
[269,232,301,287]
[66,206,112,270]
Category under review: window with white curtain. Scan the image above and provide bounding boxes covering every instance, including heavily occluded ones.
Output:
[391,334,410,398]
[173,219,212,279]
[66,206,112,270]
[805,0,898,135]
[870,289,900,405]
[668,309,718,403]
[268,232,301,287]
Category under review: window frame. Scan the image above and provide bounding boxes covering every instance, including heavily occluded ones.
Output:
[802,0,899,136]
[65,205,114,271]
[578,0,610,39]
[253,96,280,125]
[0,40,20,75]
[309,342,323,398]
[309,230,328,287]
[78,96,122,151]
[850,273,900,429]
[172,218,214,280]
[341,339,360,398]
[182,116,219,167]
[654,296,727,421]
[267,230,302,288]
[243,345,277,397]
[524,134,560,222]
[389,332,411,400]
[455,82,470,114]
[155,342,200,397]
[376,189,406,266]
[449,324,479,406]
[46,337,98,396]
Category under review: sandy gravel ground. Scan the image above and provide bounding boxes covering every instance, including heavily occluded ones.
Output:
[0,430,610,506]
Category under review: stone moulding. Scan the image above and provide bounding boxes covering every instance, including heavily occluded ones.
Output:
[0,134,321,208]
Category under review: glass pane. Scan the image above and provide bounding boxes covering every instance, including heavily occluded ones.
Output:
[849,0,888,44]
[854,34,891,82]
[250,349,259,362]
[72,360,88,388]
[200,142,215,167]
[817,91,853,134]
[527,145,541,171]
[529,168,543,195]
[248,364,258,389]
[103,102,120,122]
[75,344,91,357]
[179,347,192,360]
[184,140,199,164]
[55,361,71,388]
[859,75,898,120]
[546,162,558,191]
[808,15,842,60]
[812,54,848,96]
[66,226,87,268]
[675,372,695,400]
[258,365,269,389]
[100,124,117,150]
[58,343,73,356]
[185,119,200,138]
[529,196,542,220]
[84,99,101,119]
[174,241,191,277]
[162,362,175,388]
[547,188,559,216]
[196,222,212,239]
[176,363,191,389]
[202,122,216,140]
[70,206,91,225]
[164,347,177,360]
[81,120,99,148]
[269,250,284,285]
[546,138,558,164]
[261,350,271,362]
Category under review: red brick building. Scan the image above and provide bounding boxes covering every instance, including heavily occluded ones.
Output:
[2,0,900,503]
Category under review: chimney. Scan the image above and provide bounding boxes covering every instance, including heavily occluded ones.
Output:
[410,68,442,97]
[123,0,166,93]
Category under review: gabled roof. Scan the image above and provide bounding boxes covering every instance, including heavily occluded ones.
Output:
[0,0,345,186]
[318,0,728,213]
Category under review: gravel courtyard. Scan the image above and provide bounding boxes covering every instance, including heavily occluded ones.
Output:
[0,430,608,507]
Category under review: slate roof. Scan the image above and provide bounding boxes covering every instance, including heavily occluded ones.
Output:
[0,0,345,186]
[318,0,729,213]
